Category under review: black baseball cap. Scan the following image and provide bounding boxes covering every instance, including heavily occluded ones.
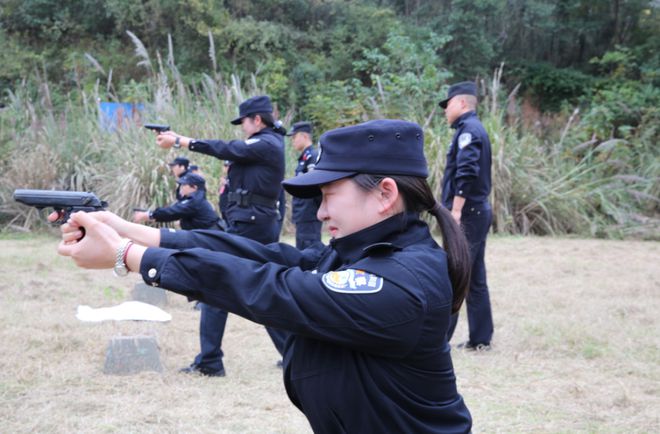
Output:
[438,81,478,109]
[168,156,190,167]
[282,119,428,198]
[230,95,273,125]
[286,121,313,136]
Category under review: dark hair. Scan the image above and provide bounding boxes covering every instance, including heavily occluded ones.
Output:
[249,112,274,126]
[352,174,470,313]
[248,112,287,135]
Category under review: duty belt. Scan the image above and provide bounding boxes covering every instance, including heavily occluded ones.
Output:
[227,189,278,208]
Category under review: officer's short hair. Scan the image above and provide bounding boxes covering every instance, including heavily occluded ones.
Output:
[460,94,478,110]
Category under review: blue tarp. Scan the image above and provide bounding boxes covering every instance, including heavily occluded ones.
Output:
[98,102,144,131]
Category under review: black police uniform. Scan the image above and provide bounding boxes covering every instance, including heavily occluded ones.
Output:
[218,161,231,221]
[139,212,471,433]
[185,98,287,373]
[277,185,286,235]
[188,127,284,240]
[137,119,472,432]
[441,109,494,346]
[292,145,322,249]
[150,189,219,230]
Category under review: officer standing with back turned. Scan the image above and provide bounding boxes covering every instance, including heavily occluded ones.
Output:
[155,95,288,376]
[287,121,322,249]
[439,81,494,351]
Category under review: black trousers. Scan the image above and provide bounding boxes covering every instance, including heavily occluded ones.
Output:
[194,216,288,372]
[447,203,494,345]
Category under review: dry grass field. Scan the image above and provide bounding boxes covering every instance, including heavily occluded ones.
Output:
[0,233,658,433]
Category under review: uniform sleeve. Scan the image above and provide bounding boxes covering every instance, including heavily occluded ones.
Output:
[139,249,425,356]
[158,227,324,269]
[189,138,277,163]
[150,199,196,222]
[454,128,483,197]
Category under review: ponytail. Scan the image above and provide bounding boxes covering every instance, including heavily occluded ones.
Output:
[249,112,287,136]
[353,174,470,313]
[429,201,470,313]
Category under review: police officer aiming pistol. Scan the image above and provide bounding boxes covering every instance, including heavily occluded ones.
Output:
[153,95,288,376]
[53,119,473,432]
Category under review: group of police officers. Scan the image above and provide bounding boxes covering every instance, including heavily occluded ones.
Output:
[137,82,493,380]
[140,96,325,376]
[53,80,495,432]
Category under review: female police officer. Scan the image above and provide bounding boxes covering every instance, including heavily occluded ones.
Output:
[54,119,473,433]
[155,95,288,375]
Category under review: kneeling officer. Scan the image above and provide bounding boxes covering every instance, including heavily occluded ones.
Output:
[134,173,220,230]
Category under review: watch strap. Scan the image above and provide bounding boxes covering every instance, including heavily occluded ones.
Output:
[113,238,133,277]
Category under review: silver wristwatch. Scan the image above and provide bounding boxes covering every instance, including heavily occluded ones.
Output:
[113,238,133,277]
[173,136,181,148]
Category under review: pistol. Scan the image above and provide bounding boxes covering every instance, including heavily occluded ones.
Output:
[13,189,108,225]
[144,123,170,133]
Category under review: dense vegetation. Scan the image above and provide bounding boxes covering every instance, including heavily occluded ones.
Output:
[0,0,658,238]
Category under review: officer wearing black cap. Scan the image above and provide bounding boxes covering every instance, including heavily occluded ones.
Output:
[154,95,287,376]
[58,119,473,432]
[133,173,220,230]
[168,156,190,200]
[286,121,322,249]
[439,81,494,351]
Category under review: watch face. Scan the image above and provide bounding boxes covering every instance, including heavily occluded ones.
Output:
[113,265,129,277]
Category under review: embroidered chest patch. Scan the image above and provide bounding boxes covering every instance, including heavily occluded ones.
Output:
[321,269,384,294]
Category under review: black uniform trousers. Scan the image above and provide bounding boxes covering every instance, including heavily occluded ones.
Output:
[194,217,288,372]
[447,202,494,345]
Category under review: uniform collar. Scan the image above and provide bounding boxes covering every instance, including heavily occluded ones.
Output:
[249,127,274,139]
[451,110,477,129]
[299,145,313,158]
[182,189,204,200]
[329,211,430,265]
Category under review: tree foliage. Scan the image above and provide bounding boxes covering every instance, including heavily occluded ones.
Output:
[1,0,658,115]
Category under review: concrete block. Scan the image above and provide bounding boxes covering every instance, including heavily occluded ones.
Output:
[103,335,163,375]
[131,282,168,306]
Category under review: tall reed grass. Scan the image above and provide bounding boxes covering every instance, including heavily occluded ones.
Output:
[0,36,657,239]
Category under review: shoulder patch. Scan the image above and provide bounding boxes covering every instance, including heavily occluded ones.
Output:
[458,133,472,149]
[321,269,383,294]
[245,138,261,145]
